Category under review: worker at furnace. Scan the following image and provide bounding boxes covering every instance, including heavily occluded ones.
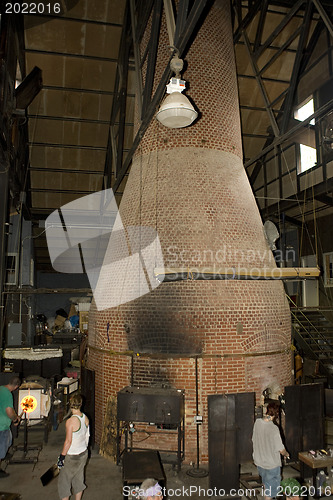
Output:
[0,376,21,478]
[57,393,90,500]
[252,401,290,500]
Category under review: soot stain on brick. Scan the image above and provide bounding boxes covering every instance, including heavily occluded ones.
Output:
[125,306,203,355]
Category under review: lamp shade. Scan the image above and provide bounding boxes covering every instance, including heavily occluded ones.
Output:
[156,92,198,128]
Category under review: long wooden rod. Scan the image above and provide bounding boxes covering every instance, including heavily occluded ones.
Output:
[154,266,320,280]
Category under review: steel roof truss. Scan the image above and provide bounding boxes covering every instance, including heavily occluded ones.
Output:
[280,1,313,134]
[110,0,210,194]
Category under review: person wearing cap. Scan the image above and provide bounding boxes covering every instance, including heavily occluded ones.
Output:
[280,477,302,500]
[138,478,163,500]
[57,393,90,500]
[252,402,290,500]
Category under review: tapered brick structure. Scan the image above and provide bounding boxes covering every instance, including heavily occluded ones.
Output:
[87,0,292,463]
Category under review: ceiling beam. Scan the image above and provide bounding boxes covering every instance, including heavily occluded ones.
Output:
[42,84,130,96]
[245,0,329,185]
[262,176,333,217]
[3,288,92,294]
[29,167,104,175]
[27,114,134,126]
[237,73,290,84]
[314,193,333,205]
[108,3,133,182]
[246,97,333,168]
[280,1,313,134]
[253,0,268,52]
[130,0,144,118]
[240,105,280,113]
[14,66,42,109]
[233,0,262,44]
[116,23,131,177]
[298,19,324,74]
[258,25,303,77]
[243,133,269,139]
[137,0,155,42]
[24,13,122,28]
[141,0,163,118]
[30,187,96,195]
[24,48,118,63]
[254,0,306,60]
[236,39,299,55]
[269,0,332,6]
[242,30,280,137]
[271,213,304,227]
[28,142,108,151]
[174,0,189,43]
[312,0,333,37]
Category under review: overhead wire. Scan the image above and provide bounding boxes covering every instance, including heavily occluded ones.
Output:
[280,147,317,257]
[255,126,330,308]
[113,126,155,348]
[279,139,331,306]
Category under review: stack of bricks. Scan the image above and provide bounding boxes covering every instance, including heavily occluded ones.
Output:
[87,0,292,463]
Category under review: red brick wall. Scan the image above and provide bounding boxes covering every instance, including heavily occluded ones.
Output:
[87,0,292,463]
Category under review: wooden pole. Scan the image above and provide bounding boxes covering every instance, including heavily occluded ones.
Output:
[154,266,320,280]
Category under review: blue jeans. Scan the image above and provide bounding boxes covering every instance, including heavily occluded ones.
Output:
[0,429,12,460]
[257,465,281,498]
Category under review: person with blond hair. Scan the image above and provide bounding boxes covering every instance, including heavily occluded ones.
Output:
[0,376,21,478]
[138,478,163,500]
[57,393,90,500]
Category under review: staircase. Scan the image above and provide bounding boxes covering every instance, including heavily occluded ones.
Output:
[290,307,333,375]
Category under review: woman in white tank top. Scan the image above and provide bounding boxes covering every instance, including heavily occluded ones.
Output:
[67,412,89,455]
[57,394,90,500]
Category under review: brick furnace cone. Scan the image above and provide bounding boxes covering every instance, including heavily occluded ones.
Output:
[87,0,292,463]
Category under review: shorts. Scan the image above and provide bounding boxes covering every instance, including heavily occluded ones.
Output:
[257,465,281,498]
[0,429,12,460]
[58,449,88,499]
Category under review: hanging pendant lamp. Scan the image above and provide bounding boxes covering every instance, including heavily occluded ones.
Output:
[156,90,198,128]
[156,54,198,129]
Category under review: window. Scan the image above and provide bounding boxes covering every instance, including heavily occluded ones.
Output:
[294,97,317,173]
[5,253,18,285]
[299,144,317,173]
[323,252,333,287]
[294,97,315,125]
[15,61,22,89]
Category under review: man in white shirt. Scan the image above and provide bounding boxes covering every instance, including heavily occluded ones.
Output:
[252,402,289,500]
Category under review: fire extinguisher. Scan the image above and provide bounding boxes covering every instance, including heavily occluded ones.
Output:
[295,352,303,384]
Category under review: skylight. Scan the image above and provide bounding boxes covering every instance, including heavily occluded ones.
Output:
[294,97,315,125]
[299,144,317,173]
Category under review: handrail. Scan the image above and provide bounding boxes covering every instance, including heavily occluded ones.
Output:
[287,294,333,360]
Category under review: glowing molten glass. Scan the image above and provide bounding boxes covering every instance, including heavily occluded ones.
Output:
[20,395,38,413]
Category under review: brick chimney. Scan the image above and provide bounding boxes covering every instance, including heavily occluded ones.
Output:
[87,0,292,463]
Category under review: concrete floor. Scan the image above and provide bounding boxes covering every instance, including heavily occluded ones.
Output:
[0,421,304,500]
